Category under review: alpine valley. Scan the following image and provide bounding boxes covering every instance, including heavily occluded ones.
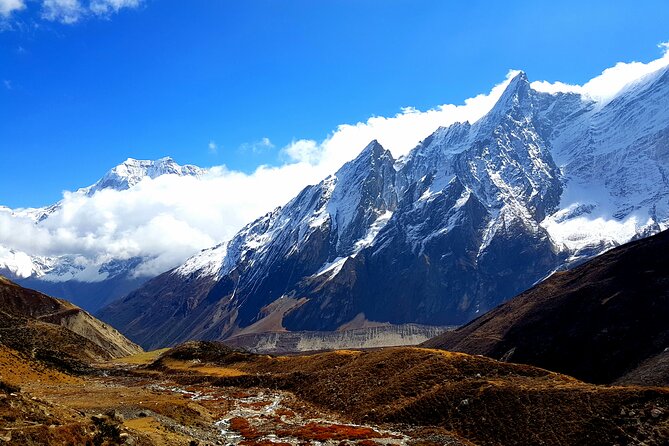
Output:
[86,65,669,349]
[6,1,669,443]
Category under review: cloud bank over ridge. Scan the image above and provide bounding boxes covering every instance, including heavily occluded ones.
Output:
[2,44,669,280]
[531,41,669,102]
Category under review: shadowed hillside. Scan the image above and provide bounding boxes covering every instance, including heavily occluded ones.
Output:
[423,230,669,385]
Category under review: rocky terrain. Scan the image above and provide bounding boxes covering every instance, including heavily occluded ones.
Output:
[224,324,452,354]
[100,64,669,349]
[424,229,669,386]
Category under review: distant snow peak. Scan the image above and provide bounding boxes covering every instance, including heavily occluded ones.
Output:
[0,155,209,287]
[0,245,114,283]
[81,156,206,195]
[0,246,44,279]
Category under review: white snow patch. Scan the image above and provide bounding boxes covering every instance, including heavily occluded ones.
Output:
[312,256,348,279]
[175,242,228,278]
[542,212,653,256]
[353,210,393,251]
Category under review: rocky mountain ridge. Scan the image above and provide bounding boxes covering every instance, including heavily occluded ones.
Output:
[0,275,142,364]
[100,64,669,349]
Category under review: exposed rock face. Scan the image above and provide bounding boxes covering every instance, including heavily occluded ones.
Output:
[0,275,142,361]
[224,324,453,354]
[101,66,669,350]
[423,229,669,385]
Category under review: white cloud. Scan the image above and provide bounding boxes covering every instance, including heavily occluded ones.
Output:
[240,137,275,153]
[1,0,139,23]
[208,141,218,154]
[0,163,324,277]
[42,0,83,24]
[3,46,668,281]
[282,139,320,164]
[0,0,25,17]
[89,0,139,15]
[531,41,669,102]
[38,0,140,23]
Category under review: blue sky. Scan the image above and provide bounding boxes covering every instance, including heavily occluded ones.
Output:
[2,0,669,208]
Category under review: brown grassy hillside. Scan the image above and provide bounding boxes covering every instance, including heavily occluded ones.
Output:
[150,341,669,446]
[0,275,142,364]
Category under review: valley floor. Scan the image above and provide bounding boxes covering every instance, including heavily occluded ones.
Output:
[23,374,439,445]
[1,346,470,445]
[1,343,668,445]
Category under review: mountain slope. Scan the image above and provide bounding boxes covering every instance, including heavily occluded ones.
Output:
[283,72,563,330]
[100,65,669,349]
[100,141,399,348]
[423,229,669,385]
[0,275,142,363]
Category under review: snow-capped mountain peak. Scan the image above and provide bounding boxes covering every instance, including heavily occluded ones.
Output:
[489,71,531,113]
[0,156,210,311]
[81,156,206,195]
[327,140,397,252]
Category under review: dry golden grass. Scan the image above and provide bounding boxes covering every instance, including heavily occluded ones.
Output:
[113,348,170,365]
[123,416,194,445]
[154,343,669,446]
[330,349,363,355]
[162,358,248,377]
[124,416,161,430]
[0,344,80,386]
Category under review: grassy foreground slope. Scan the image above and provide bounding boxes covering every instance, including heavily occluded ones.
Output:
[150,341,669,446]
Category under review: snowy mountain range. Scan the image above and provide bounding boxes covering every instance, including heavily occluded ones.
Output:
[99,64,669,349]
[0,157,205,310]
